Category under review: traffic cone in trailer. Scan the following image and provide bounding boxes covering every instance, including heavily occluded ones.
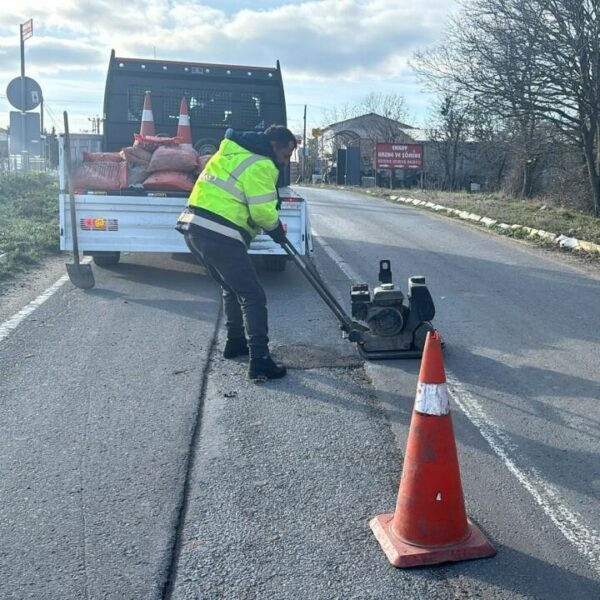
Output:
[139,91,155,137]
[369,330,496,567]
[177,97,193,146]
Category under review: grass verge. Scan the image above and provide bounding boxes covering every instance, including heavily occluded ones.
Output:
[0,172,60,285]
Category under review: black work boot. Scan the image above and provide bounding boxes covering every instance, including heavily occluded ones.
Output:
[223,337,249,359]
[248,355,287,381]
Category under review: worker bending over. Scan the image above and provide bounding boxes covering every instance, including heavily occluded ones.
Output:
[176,125,296,380]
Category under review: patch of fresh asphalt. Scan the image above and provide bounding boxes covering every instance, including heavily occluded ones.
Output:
[0,252,221,599]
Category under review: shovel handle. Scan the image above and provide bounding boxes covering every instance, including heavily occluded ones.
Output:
[63,112,80,264]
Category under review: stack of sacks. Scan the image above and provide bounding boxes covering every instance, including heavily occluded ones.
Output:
[138,134,199,192]
[72,152,126,191]
[72,136,214,193]
[119,141,154,187]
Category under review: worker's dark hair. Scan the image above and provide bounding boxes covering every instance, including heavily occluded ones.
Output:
[265,125,297,148]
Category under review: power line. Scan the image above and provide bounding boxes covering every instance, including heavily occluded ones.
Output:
[43,102,62,132]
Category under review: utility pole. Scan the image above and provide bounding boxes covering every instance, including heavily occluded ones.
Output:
[301,104,307,182]
[87,116,101,134]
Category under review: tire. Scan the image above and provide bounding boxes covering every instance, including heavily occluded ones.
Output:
[194,138,219,156]
[263,255,287,272]
[92,251,120,267]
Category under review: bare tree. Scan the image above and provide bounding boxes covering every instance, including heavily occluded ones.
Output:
[413,0,549,197]
[413,0,600,214]
[322,92,411,176]
[357,92,410,142]
[469,108,510,191]
[426,95,472,189]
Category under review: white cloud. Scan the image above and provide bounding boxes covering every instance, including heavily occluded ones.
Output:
[0,0,457,131]
[0,36,104,76]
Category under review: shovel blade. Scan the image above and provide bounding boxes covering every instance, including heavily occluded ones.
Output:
[66,262,95,289]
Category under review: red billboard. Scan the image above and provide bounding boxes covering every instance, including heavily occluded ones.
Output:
[375,143,423,170]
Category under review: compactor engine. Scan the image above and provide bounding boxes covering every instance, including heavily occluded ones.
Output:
[349,260,436,359]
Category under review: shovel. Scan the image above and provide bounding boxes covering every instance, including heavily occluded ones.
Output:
[63,111,95,289]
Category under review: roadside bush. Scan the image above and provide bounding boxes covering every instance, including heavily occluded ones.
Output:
[0,172,60,283]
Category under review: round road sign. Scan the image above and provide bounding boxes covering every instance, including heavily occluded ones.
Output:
[6,76,42,111]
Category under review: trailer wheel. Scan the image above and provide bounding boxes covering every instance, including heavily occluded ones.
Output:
[92,252,120,267]
[264,255,287,272]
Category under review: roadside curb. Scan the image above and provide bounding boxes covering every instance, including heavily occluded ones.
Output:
[315,185,600,258]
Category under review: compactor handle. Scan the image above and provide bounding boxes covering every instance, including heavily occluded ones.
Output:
[281,237,366,341]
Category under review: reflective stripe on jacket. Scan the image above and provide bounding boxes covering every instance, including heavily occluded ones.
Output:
[187,138,280,240]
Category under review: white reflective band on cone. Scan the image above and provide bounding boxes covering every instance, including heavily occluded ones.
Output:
[179,115,190,125]
[142,110,154,120]
[415,382,450,416]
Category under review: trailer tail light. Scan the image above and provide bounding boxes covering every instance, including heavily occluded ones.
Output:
[281,197,303,202]
[80,218,119,231]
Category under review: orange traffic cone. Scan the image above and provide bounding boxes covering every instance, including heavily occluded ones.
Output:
[139,91,155,137]
[370,330,496,567]
[177,97,193,147]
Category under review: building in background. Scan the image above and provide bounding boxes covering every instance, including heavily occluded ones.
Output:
[317,113,490,191]
[319,113,420,186]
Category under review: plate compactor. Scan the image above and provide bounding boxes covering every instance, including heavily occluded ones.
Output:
[281,238,437,360]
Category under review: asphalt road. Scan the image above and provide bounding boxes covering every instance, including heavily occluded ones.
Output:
[0,253,221,599]
[1,186,599,599]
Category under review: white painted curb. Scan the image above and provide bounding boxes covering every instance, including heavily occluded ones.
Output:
[389,194,600,256]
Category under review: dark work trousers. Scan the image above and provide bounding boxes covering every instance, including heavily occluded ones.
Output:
[184,229,269,359]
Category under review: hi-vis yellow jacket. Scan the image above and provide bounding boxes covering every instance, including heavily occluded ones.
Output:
[185,138,280,244]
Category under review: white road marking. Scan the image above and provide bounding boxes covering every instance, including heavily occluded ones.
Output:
[311,228,600,576]
[447,374,600,576]
[0,275,69,342]
[311,227,362,282]
[0,258,91,343]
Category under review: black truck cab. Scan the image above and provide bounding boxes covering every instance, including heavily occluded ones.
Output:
[102,50,288,161]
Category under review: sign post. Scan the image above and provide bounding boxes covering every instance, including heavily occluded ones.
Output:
[19,19,33,169]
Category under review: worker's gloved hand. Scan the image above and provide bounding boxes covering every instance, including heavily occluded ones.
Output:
[267,220,287,245]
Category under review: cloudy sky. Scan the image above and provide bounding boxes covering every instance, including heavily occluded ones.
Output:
[0,0,458,136]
